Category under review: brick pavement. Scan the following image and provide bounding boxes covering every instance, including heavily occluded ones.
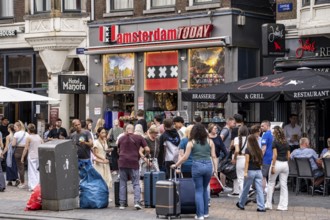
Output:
[0,184,329,220]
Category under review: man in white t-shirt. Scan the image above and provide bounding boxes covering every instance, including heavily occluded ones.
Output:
[173,116,186,139]
[283,114,302,152]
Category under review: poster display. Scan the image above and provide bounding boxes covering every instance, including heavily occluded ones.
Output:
[103,53,135,92]
[188,47,225,89]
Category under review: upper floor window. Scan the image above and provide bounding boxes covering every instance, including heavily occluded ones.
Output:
[0,0,14,18]
[302,0,311,6]
[109,0,133,11]
[34,0,51,13]
[315,0,330,4]
[63,0,81,12]
[151,0,175,8]
[194,0,220,4]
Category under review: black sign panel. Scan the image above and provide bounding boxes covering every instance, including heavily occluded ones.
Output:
[262,23,286,57]
[58,75,88,94]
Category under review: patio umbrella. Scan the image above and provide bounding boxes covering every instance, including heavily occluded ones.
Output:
[182,69,330,102]
[0,86,58,102]
[228,69,330,102]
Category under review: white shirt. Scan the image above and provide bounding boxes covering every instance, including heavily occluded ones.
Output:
[283,123,302,146]
[14,130,29,146]
[234,136,248,154]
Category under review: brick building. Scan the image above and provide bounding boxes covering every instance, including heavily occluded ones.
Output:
[85,0,275,128]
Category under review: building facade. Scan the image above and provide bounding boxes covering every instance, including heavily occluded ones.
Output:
[86,0,274,129]
[0,0,90,131]
[275,0,330,150]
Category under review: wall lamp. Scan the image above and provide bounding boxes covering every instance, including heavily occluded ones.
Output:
[138,58,143,63]
[181,79,187,83]
[95,83,101,87]
[180,56,186,61]
[94,58,100,64]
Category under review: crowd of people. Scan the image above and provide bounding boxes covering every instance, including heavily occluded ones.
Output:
[0,111,330,219]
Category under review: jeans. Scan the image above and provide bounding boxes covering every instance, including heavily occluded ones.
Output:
[192,160,212,218]
[238,170,265,210]
[265,161,289,210]
[119,168,140,204]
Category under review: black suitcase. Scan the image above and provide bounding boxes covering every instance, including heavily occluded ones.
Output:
[114,177,128,207]
[155,170,180,219]
[144,171,165,208]
[178,178,196,214]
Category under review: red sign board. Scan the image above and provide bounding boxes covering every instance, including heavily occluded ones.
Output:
[295,39,316,59]
[99,24,213,44]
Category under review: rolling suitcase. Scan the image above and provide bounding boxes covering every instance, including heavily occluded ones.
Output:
[114,176,128,207]
[144,171,165,208]
[156,169,180,219]
[178,178,196,214]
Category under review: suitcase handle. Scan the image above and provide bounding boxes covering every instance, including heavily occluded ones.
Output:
[170,166,178,181]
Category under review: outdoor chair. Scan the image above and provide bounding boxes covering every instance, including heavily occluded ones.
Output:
[288,159,298,192]
[295,157,316,196]
[322,158,330,196]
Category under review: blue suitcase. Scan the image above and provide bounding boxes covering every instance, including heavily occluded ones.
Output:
[144,171,165,208]
[178,178,196,214]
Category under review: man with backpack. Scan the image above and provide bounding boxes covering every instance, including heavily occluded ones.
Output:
[158,118,181,179]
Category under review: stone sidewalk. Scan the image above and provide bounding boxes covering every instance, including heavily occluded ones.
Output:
[0,184,329,220]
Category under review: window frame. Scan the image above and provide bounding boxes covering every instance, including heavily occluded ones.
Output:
[0,0,14,18]
[150,0,176,9]
[62,0,82,13]
[108,0,134,12]
[33,0,51,14]
[192,0,220,5]
[315,0,330,4]
[302,0,311,6]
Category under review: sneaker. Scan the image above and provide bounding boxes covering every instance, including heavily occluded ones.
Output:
[248,190,255,198]
[204,214,209,218]
[0,188,5,192]
[228,193,239,197]
[17,184,26,189]
[119,204,125,210]
[222,186,232,193]
[195,216,204,220]
[257,209,266,212]
[208,202,211,207]
[314,188,323,194]
[245,199,253,206]
[134,202,142,210]
[7,182,13,186]
[276,207,288,211]
[236,202,244,210]
[15,179,20,187]
[108,198,113,203]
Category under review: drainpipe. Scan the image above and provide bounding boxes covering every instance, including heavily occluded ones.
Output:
[91,0,95,21]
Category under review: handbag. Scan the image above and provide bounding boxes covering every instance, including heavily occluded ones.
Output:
[219,158,237,180]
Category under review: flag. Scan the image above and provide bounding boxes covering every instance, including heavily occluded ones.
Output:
[99,25,118,43]
[145,51,178,91]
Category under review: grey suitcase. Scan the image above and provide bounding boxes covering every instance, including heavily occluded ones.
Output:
[155,170,180,219]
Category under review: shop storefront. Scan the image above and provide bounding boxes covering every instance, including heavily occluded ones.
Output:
[274,37,330,151]
[0,24,49,133]
[86,9,273,128]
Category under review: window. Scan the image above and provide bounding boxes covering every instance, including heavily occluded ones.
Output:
[34,0,51,13]
[110,0,133,11]
[0,56,3,85]
[0,0,13,18]
[194,0,220,3]
[302,0,311,6]
[63,0,81,12]
[151,0,175,7]
[315,0,330,4]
